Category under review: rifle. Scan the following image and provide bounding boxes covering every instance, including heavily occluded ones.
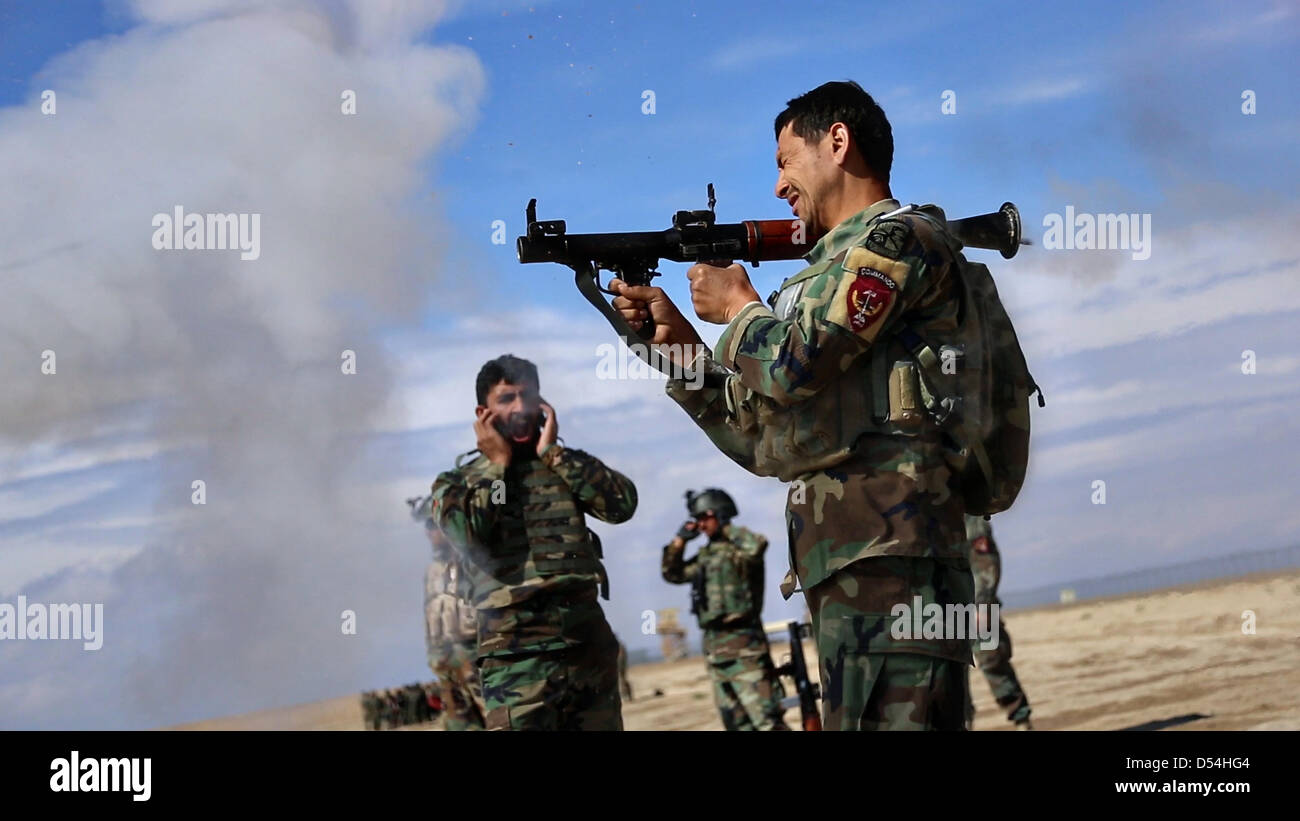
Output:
[688,570,706,620]
[516,185,1024,383]
[773,620,822,732]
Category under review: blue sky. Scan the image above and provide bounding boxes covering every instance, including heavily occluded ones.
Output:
[0,0,1296,729]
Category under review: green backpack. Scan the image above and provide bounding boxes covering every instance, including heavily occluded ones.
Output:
[894,206,1044,516]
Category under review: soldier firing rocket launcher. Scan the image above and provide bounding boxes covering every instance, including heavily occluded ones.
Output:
[516,184,1025,383]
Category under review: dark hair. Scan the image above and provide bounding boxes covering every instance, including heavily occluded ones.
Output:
[774,80,893,183]
[475,354,539,404]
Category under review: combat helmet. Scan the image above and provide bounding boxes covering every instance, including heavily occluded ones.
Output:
[685,488,738,523]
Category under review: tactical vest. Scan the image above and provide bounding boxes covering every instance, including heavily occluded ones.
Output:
[461,452,610,599]
[691,530,763,628]
[424,561,477,644]
[726,204,1037,494]
[730,240,942,481]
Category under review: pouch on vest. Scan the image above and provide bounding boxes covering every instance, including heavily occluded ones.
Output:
[438,597,458,642]
[425,597,443,644]
[589,529,610,600]
[886,360,925,430]
[890,206,1043,515]
[724,378,760,436]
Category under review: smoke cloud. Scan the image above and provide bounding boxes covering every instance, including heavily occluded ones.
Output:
[0,0,483,728]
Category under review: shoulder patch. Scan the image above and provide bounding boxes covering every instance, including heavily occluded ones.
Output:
[824,246,913,342]
[864,218,912,259]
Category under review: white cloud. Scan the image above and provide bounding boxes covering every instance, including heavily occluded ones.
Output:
[1008,213,1300,359]
[0,0,486,730]
[1253,353,1300,376]
[1033,349,1300,440]
[0,478,120,522]
[0,439,168,484]
[709,35,811,71]
[997,76,1090,107]
[1183,1,1294,44]
[378,308,699,434]
[1,543,145,599]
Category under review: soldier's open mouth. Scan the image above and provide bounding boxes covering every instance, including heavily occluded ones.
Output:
[504,416,537,442]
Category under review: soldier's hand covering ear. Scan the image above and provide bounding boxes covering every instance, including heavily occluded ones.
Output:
[536,399,558,456]
[474,407,512,467]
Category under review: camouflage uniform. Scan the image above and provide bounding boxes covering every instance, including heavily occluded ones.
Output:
[424,543,486,731]
[667,200,975,730]
[404,683,423,725]
[663,523,788,730]
[963,514,1031,726]
[361,692,379,731]
[616,639,633,702]
[431,443,637,731]
[385,691,400,729]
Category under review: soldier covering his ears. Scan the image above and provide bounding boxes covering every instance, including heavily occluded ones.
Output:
[430,355,638,730]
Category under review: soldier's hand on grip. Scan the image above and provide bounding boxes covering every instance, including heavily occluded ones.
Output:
[609,278,705,357]
[686,260,761,324]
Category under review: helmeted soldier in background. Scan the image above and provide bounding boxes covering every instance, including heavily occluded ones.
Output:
[963,514,1032,729]
[662,488,789,730]
[409,494,486,731]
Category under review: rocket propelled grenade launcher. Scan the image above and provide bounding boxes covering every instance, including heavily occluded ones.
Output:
[516,185,1025,381]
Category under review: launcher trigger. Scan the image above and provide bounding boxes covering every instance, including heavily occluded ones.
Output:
[598,265,659,296]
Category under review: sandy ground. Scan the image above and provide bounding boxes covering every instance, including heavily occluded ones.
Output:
[171,569,1300,731]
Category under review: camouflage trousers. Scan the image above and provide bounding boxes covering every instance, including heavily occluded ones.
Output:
[965,543,1031,725]
[803,557,974,731]
[617,642,633,701]
[430,639,485,731]
[783,447,976,731]
[478,634,623,731]
[704,628,788,731]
